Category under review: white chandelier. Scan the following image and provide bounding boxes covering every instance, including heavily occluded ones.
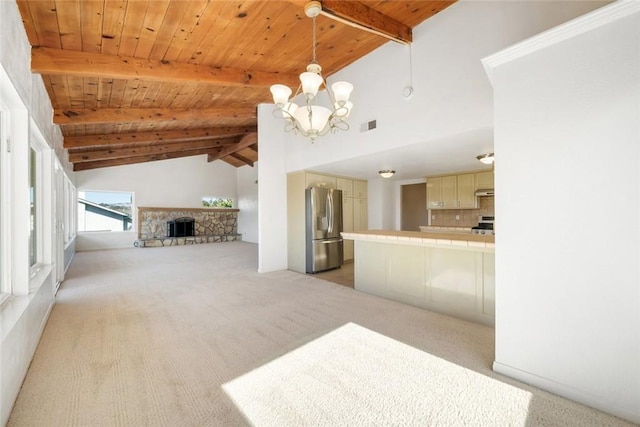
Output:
[270,1,353,141]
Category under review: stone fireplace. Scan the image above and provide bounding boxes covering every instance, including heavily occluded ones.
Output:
[135,207,240,247]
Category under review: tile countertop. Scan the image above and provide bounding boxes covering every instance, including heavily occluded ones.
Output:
[341,229,494,249]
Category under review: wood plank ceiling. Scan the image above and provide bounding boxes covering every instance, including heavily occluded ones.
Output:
[16,0,456,171]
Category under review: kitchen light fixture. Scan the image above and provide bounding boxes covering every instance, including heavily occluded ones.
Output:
[378,170,396,178]
[270,1,353,141]
[476,153,495,164]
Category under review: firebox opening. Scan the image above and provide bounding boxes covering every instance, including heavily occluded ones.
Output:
[167,217,195,237]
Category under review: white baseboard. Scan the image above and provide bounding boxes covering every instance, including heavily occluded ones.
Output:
[493,361,640,425]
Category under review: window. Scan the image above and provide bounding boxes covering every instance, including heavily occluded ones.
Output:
[202,197,234,208]
[0,109,8,301]
[29,147,38,268]
[63,177,76,245]
[28,123,50,281]
[78,191,133,232]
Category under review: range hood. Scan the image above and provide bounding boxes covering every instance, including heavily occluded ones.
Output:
[475,189,495,197]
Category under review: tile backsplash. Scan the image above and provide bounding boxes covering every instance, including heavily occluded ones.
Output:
[429,196,494,227]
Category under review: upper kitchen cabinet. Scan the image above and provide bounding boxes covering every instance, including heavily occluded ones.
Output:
[306,173,337,188]
[475,171,494,190]
[426,172,481,209]
[457,173,476,208]
[337,177,354,198]
[353,180,368,199]
[426,175,457,209]
[426,177,443,209]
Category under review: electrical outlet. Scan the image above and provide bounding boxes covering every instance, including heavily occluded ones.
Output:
[455,215,460,220]
[431,214,436,220]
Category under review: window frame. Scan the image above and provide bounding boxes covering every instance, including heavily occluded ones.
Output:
[28,145,40,275]
[0,107,9,303]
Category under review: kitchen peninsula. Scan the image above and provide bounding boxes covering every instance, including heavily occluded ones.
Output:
[342,230,495,326]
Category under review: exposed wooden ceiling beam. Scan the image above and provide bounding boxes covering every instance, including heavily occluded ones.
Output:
[303,0,412,44]
[221,156,247,168]
[228,152,255,167]
[32,47,301,88]
[69,137,240,163]
[54,107,256,125]
[63,126,257,149]
[207,133,258,163]
[73,147,220,172]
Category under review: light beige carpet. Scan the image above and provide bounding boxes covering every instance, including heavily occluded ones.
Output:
[223,322,534,426]
[7,242,634,426]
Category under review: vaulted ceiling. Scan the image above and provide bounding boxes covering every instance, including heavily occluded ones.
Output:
[16,0,456,171]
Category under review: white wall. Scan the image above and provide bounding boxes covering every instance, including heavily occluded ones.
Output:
[258,0,608,265]
[0,1,67,424]
[485,2,640,423]
[75,155,238,250]
[257,105,288,272]
[237,162,259,244]
[367,179,395,230]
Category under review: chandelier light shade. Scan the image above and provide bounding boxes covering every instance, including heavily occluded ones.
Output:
[270,85,292,105]
[379,170,396,178]
[476,153,495,164]
[269,1,353,141]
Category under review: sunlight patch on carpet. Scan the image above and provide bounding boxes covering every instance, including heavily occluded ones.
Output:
[222,323,532,426]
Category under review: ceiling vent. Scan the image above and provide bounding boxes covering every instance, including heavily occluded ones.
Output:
[360,119,377,132]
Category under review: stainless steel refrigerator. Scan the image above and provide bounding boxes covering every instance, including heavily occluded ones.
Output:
[306,186,344,273]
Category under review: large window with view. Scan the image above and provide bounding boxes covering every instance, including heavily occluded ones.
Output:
[78,191,133,232]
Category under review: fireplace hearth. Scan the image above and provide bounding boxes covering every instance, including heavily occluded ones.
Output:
[167,217,195,237]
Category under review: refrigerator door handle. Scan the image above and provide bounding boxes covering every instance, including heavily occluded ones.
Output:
[327,192,333,234]
[317,238,343,244]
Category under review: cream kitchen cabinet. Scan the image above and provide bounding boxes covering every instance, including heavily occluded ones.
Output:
[342,197,354,260]
[426,175,457,209]
[353,180,367,199]
[353,197,368,231]
[426,173,478,209]
[475,170,494,190]
[339,178,367,261]
[337,177,353,198]
[456,173,476,208]
[426,177,443,209]
[306,173,336,188]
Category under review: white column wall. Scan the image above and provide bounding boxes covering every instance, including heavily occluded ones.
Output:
[367,179,395,230]
[485,3,640,423]
[237,163,259,244]
[257,105,288,272]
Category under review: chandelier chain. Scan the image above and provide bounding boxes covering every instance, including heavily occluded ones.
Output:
[312,16,317,64]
